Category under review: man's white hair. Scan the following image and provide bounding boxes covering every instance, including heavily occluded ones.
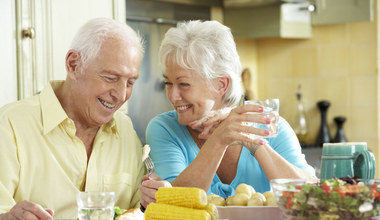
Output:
[70,17,144,66]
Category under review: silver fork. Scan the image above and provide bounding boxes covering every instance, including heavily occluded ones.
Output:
[144,156,155,176]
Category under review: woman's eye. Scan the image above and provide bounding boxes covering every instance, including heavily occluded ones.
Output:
[164,81,172,86]
[180,83,190,87]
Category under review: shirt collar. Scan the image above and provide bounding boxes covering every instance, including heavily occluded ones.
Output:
[101,117,119,138]
[40,81,119,136]
[40,81,68,135]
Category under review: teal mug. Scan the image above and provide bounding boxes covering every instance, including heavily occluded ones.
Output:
[320,142,375,180]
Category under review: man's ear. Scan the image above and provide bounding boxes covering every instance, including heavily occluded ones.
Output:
[215,75,230,97]
[65,50,81,80]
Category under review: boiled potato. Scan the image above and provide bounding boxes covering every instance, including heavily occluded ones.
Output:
[252,193,266,203]
[207,193,226,206]
[263,191,275,200]
[247,196,264,206]
[226,193,250,206]
[265,197,278,206]
[235,183,255,198]
[263,191,276,206]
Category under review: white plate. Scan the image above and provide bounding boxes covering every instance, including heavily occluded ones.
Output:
[217,206,282,220]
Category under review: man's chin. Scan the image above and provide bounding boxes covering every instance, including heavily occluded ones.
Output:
[94,114,114,126]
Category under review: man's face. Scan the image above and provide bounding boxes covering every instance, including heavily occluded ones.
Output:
[71,38,141,127]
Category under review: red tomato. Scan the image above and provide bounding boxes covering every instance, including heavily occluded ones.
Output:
[286,197,292,209]
[370,185,378,199]
[346,185,362,195]
[334,186,346,198]
[321,183,332,195]
[372,185,377,190]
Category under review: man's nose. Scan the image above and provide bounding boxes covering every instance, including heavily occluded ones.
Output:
[112,81,128,101]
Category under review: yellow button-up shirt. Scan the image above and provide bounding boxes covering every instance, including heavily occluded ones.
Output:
[0,81,145,219]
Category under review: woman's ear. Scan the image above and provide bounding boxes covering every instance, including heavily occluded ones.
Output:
[215,76,230,97]
[65,50,81,80]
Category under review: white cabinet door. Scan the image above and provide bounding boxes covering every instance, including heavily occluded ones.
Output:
[49,0,126,80]
[0,0,126,107]
[0,0,18,106]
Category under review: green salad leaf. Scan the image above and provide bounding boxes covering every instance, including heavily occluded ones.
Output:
[114,206,123,220]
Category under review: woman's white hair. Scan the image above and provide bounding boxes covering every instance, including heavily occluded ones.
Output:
[70,17,144,66]
[159,20,243,107]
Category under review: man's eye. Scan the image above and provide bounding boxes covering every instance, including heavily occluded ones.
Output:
[127,80,136,86]
[164,82,172,86]
[103,76,116,82]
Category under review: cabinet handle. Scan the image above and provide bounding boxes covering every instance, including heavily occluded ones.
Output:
[22,27,35,39]
[299,4,316,12]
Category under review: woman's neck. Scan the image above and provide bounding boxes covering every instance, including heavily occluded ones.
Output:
[187,127,206,148]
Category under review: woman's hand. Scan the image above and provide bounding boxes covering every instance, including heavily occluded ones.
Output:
[188,107,232,139]
[207,103,272,149]
[139,173,172,208]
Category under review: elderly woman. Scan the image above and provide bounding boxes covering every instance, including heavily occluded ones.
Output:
[144,20,315,200]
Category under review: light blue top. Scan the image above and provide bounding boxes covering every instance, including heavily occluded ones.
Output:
[146,110,315,198]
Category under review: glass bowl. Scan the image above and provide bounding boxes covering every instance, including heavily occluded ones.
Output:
[270,178,380,220]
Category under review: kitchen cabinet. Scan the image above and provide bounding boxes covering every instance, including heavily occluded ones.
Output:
[224,2,312,39]
[0,0,125,107]
[223,0,373,39]
[311,0,374,25]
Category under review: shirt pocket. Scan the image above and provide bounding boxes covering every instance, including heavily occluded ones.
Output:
[103,172,133,193]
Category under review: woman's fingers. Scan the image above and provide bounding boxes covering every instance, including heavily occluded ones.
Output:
[198,124,218,139]
[232,103,263,114]
[239,112,271,125]
[189,107,232,132]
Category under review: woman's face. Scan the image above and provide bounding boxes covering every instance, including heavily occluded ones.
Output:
[163,62,223,125]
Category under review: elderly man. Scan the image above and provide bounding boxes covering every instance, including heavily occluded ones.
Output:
[0,18,167,220]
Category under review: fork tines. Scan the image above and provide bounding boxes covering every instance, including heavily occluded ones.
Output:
[144,156,155,176]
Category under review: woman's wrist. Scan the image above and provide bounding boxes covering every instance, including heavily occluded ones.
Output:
[249,144,262,157]
[251,143,270,158]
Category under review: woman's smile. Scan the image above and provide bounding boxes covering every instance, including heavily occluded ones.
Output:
[176,104,192,113]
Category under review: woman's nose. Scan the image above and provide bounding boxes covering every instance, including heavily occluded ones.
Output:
[167,86,181,102]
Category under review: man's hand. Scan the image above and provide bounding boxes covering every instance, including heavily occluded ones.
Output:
[0,200,54,220]
[139,173,171,209]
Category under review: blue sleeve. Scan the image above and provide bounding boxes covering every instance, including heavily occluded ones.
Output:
[146,113,189,183]
[268,117,315,176]
[209,182,235,198]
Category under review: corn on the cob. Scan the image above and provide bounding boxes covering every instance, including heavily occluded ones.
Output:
[205,204,218,220]
[145,203,211,220]
[155,187,208,209]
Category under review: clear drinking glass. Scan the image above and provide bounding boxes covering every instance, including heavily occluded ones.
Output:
[77,191,115,220]
[244,98,280,138]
